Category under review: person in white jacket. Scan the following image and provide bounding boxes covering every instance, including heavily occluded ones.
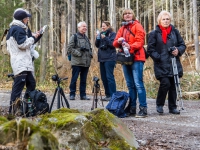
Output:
[6,8,40,114]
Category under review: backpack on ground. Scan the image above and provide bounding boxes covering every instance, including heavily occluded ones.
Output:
[28,90,49,116]
[106,91,129,118]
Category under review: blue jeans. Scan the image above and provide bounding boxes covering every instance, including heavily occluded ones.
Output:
[100,61,116,97]
[69,66,89,97]
[122,61,147,107]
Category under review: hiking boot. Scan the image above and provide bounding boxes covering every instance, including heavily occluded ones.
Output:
[80,96,90,100]
[102,96,111,101]
[124,106,136,117]
[70,95,75,100]
[156,106,164,114]
[169,108,180,114]
[135,106,147,118]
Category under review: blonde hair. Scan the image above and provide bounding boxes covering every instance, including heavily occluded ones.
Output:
[122,8,136,21]
[157,10,172,25]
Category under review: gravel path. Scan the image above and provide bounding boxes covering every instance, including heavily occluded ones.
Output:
[0,91,200,149]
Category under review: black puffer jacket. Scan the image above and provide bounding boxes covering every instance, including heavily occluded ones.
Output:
[95,28,116,62]
[147,25,186,79]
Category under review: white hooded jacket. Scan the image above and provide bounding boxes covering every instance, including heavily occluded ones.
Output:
[6,20,35,75]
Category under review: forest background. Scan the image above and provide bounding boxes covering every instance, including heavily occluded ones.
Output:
[0,0,200,99]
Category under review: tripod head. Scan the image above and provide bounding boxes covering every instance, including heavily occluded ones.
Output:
[92,76,100,93]
[52,74,68,86]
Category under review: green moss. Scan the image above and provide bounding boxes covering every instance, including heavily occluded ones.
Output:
[109,140,136,150]
[39,108,82,129]
[0,116,8,125]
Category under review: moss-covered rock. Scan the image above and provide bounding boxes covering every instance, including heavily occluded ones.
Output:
[0,118,59,150]
[0,108,138,150]
[0,116,8,125]
[39,108,138,150]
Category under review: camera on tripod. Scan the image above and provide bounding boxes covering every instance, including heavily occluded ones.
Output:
[168,46,176,54]
[92,76,100,93]
[52,74,59,81]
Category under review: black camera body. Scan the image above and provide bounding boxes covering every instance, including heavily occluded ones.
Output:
[93,76,100,93]
[52,74,59,81]
[168,46,176,53]
[80,47,89,51]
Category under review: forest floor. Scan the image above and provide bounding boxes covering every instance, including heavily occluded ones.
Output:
[0,90,200,150]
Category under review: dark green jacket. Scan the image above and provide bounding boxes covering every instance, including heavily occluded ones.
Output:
[67,32,93,67]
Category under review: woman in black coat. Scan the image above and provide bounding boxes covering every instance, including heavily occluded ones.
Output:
[95,21,117,101]
[147,10,186,114]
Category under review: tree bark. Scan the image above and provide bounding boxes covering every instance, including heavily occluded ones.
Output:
[193,0,200,70]
[39,0,49,83]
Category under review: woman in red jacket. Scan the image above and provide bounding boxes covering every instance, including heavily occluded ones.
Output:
[113,8,147,118]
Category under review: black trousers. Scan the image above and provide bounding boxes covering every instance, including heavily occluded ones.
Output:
[69,66,89,97]
[9,71,36,113]
[156,77,177,110]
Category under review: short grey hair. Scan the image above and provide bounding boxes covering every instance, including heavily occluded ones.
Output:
[157,10,172,25]
[77,21,87,28]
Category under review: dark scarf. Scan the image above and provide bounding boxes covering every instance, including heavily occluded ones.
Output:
[159,25,172,44]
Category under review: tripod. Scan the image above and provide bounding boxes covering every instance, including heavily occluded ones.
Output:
[49,75,70,113]
[171,56,184,111]
[91,80,104,110]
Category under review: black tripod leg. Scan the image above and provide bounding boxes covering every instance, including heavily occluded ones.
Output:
[60,88,70,108]
[57,88,61,109]
[49,88,58,113]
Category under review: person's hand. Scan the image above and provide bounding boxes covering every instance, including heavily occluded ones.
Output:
[101,34,106,39]
[122,42,130,49]
[172,48,179,56]
[32,31,40,38]
[117,37,124,44]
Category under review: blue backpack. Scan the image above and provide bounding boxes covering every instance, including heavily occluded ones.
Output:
[106,91,129,118]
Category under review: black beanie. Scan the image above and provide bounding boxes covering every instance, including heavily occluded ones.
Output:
[14,10,31,20]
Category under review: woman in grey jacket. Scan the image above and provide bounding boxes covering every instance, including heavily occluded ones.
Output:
[6,8,40,113]
[95,21,117,101]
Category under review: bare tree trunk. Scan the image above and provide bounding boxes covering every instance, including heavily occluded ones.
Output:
[49,0,53,51]
[85,0,88,36]
[170,0,174,25]
[125,0,127,8]
[166,0,168,11]
[60,0,66,56]
[90,0,95,49]
[72,0,76,33]
[136,0,139,19]
[177,0,179,29]
[189,1,193,42]
[109,0,116,31]
[39,0,49,83]
[184,0,188,42]
[67,0,71,42]
[193,0,200,71]
[153,0,156,30]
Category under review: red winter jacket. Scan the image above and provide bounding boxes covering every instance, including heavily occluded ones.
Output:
[113,20,146,61]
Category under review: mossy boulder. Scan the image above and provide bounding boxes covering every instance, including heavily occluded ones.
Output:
[0,116,8,125]
[0,118,59,150]
[39,108,139,150]
[0,108,138,150]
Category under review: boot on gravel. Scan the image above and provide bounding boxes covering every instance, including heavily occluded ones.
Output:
[135,106,147,118]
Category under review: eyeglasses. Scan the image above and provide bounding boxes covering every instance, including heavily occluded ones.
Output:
[124,12,132,15]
